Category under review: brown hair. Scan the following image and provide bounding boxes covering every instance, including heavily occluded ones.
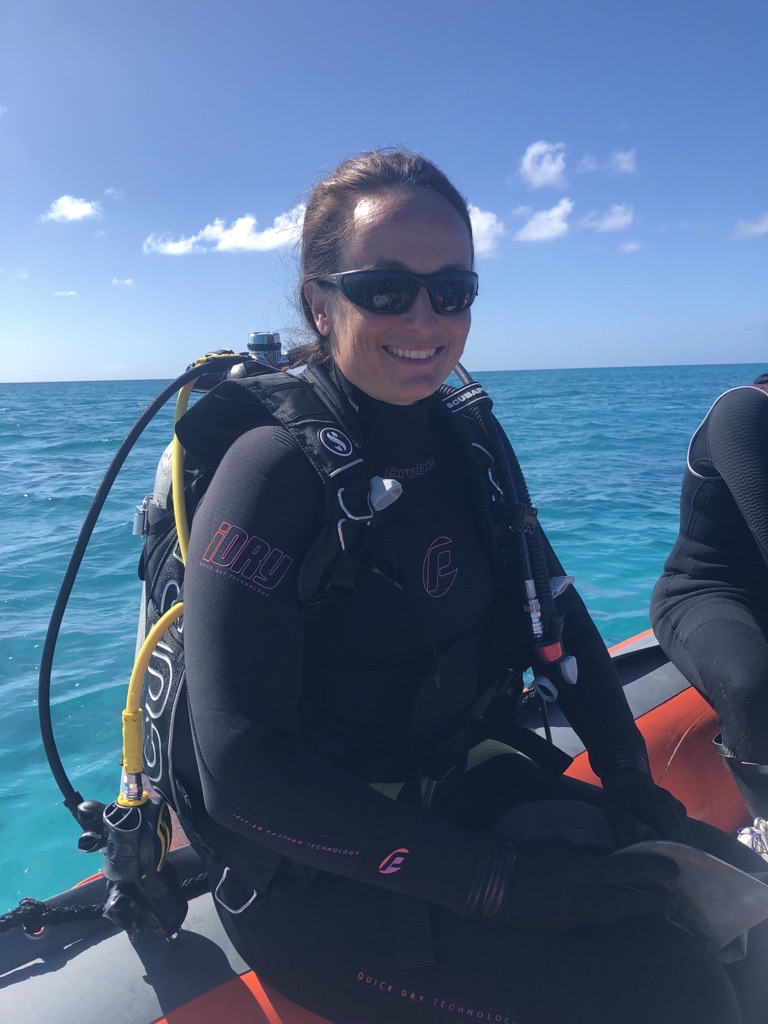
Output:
[287,148,474,367]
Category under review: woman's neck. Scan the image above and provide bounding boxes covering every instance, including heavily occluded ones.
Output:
[330,364,434,433]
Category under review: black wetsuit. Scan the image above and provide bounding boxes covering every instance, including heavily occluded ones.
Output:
[651,384,768,786]
[180,375,767,1024]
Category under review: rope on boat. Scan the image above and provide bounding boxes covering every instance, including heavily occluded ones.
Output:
[0,897,107,935]
[0,872,210,937]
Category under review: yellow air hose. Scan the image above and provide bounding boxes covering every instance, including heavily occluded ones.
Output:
[171,381,195,564]
[117,601,185,806]
[116,362,208,805]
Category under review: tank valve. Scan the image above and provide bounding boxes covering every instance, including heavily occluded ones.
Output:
[247,332,283,368]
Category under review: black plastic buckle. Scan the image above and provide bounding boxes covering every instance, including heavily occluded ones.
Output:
[509,503,538,532]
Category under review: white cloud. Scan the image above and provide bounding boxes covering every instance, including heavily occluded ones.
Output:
[609,149,637,174]
[17,268,30,279]
[42,195,102,222]
[468,204,506,257]
[581,203,634,233]
[577,149,637,175]
[111,277,134,286]
[104,187,124,200]
[143,233,201,256]
[101,364,127,374]
[515,198,574,242]
[0,105,7,118]
[54,290,77,297]
[576,153,598,173]
[618,241,642,253]
[519,141,567,189]
[733,212,768,239]
[143,204,306,255]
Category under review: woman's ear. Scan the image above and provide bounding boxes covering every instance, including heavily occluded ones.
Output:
[303,282,331,337]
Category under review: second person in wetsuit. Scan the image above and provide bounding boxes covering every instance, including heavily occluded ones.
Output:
[652,372,768,832]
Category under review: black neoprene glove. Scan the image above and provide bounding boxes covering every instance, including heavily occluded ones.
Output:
[601,771,690,847]
[495,835,678,931]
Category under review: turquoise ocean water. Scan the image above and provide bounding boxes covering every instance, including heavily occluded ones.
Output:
[0,362,763,915]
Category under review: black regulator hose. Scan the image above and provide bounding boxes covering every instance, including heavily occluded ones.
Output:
[452,363,563,648]
[482,402,562,642]
[38,354,248,822]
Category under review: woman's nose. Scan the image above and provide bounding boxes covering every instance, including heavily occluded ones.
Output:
[403,286,439,329]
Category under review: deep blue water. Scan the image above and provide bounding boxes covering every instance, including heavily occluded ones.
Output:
[0,363,762,914]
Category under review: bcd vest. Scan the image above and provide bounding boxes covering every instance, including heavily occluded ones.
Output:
[136,361,572,829]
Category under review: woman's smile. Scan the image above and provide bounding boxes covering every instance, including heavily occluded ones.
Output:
[383,345,441,361]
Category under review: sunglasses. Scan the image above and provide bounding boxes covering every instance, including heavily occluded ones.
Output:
[315,268,479,316]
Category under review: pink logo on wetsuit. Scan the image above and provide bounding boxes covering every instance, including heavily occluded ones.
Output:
[202,521,293,593]
[422,536,458,598]
[378,848,410,874]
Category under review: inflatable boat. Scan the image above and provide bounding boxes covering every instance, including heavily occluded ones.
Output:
[0,629,750,1024]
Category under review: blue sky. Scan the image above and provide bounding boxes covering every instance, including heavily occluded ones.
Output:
[1,0,766,382]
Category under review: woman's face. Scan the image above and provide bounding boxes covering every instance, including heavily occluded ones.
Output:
[304,188,473,405]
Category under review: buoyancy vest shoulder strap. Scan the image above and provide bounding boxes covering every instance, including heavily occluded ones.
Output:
[430,387,511,576]
[433,381,537,595]
[175,361,382,607]
[175,362,366,480]
[437,377,578,697]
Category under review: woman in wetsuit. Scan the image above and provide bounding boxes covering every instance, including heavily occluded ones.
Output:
[179,151,768,1024]
[651,374,768,834]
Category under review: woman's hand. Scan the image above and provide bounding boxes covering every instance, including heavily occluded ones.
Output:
[601,771,690,846]
[494,836,678,930]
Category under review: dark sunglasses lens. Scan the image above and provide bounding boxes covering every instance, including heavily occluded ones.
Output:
[342,272,416,313]
[338,270,478,314]
[429,273,478,314]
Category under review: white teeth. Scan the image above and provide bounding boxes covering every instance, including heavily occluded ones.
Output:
[386,346,437,360]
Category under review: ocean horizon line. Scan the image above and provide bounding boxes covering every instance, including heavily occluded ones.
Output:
[2,360,763,387]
